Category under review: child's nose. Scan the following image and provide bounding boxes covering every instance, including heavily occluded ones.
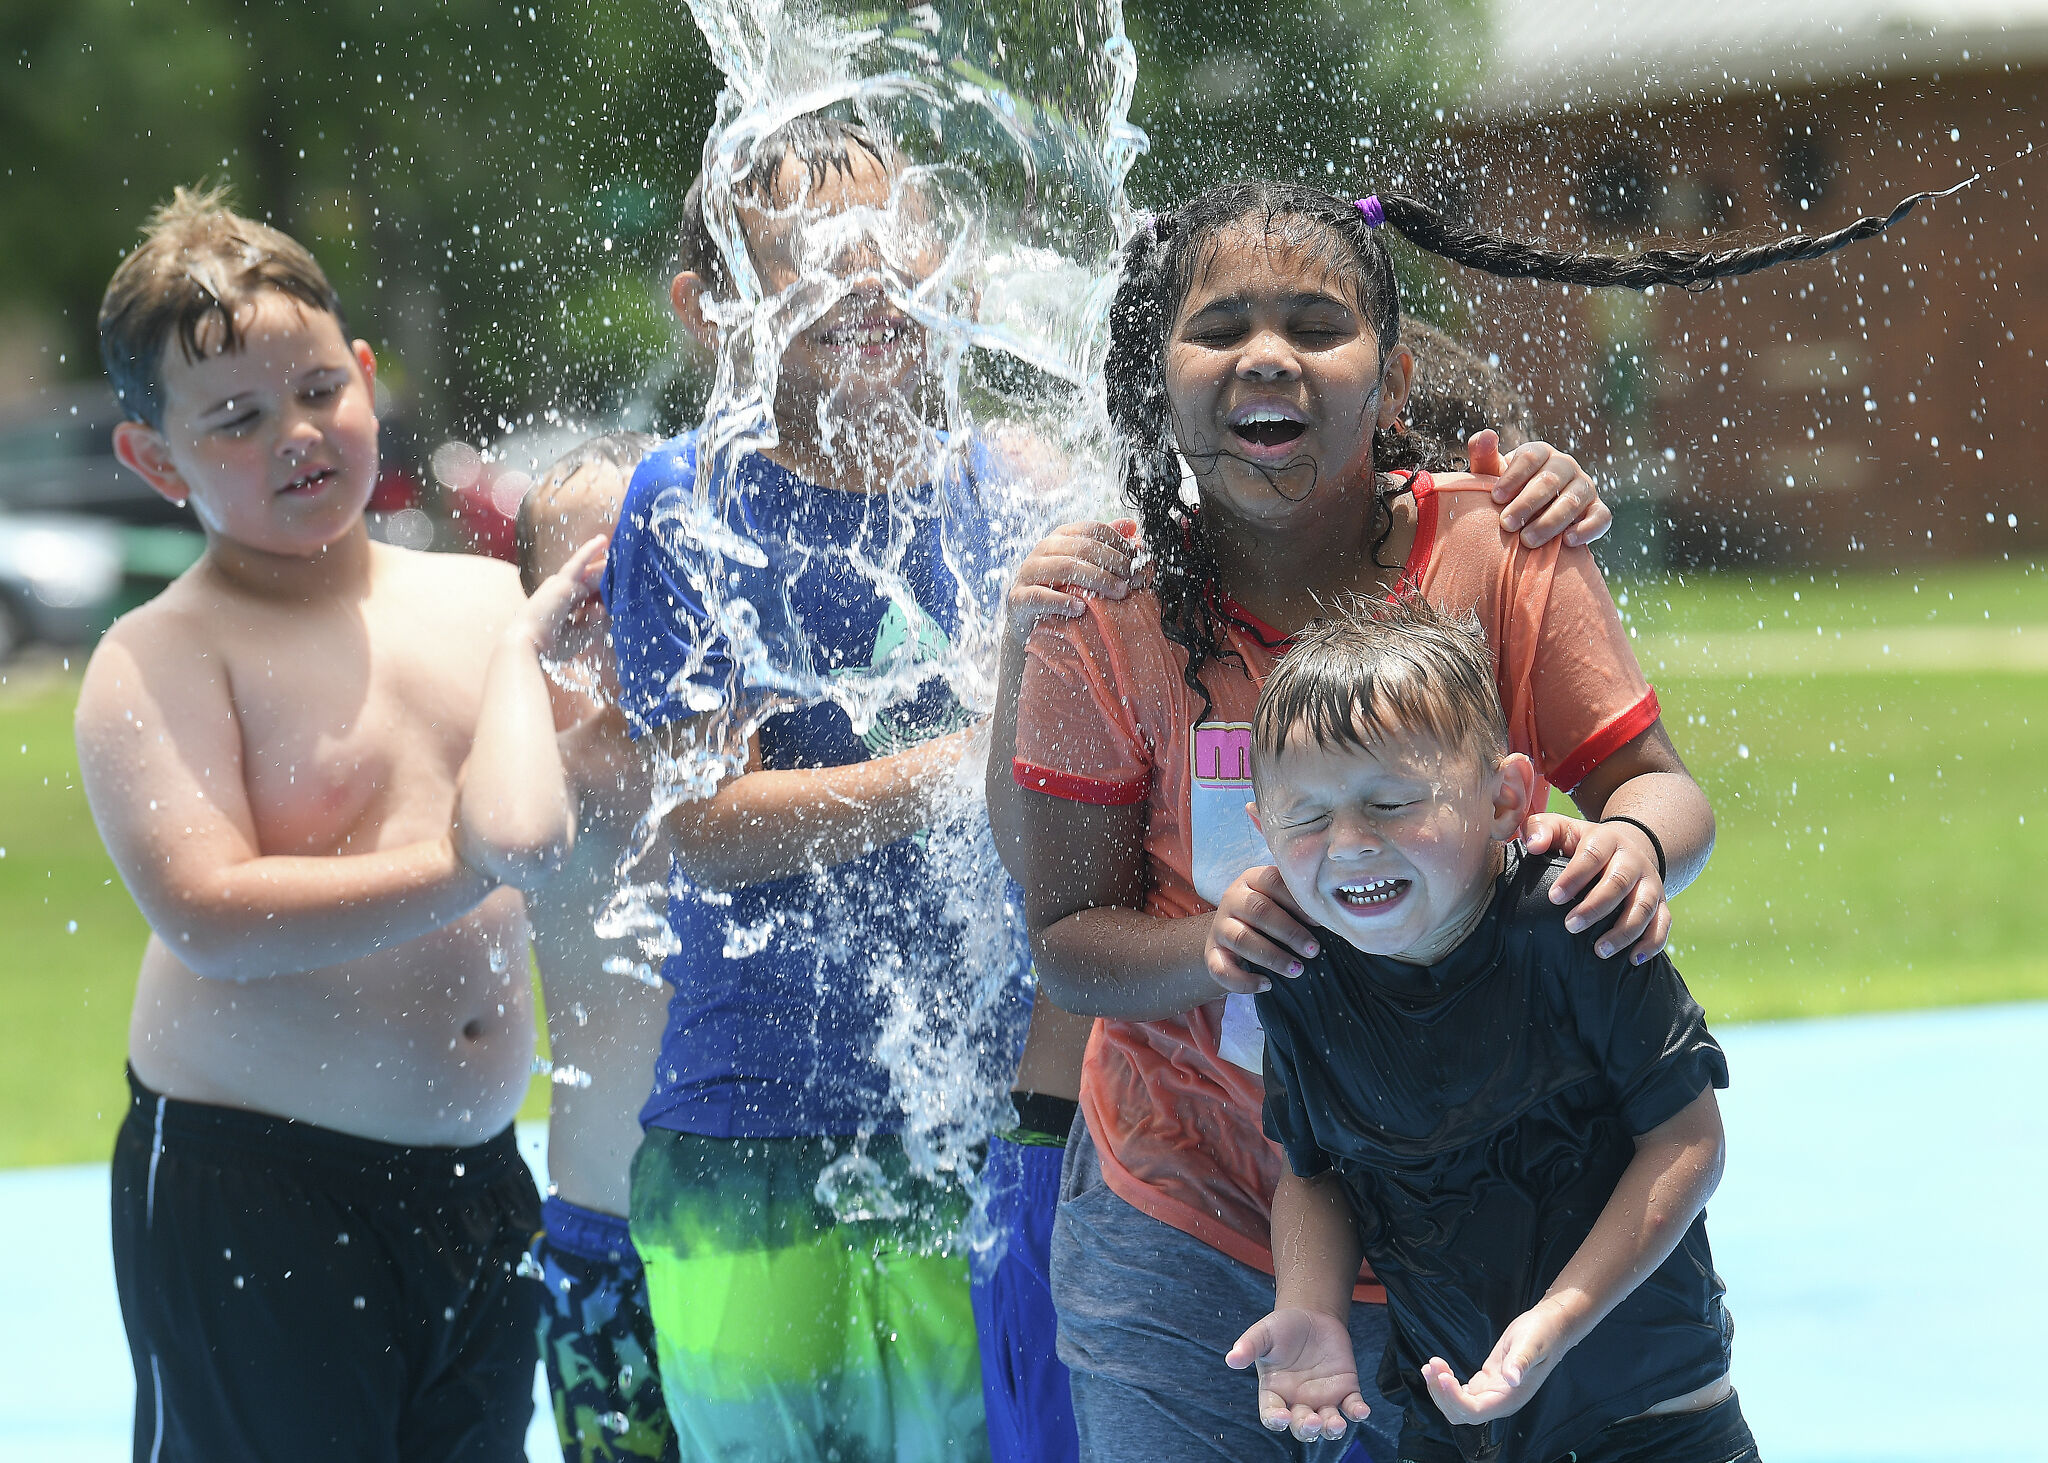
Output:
[1327,811,1381,857]
[276,414,321,459]
[1235,329,1300,381]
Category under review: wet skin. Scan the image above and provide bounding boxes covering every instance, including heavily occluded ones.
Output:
[675,144,941,497]
[476,466,670,1218]
[1252,732,1535,965]
[83,293,534,1146]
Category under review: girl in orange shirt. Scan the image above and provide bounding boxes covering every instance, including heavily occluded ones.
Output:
[990,178,1948,1460]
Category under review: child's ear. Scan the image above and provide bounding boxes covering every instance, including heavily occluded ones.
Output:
[670,271,719,355]
[1245,799,1263,834]
[111,420,190,508]
[1490,752,1538,840]
[352,339,378,384]
[1377,343,1416,429]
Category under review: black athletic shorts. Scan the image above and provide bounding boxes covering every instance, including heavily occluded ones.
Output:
[1397,1389,1760,1463]
[110,1067,541,1463]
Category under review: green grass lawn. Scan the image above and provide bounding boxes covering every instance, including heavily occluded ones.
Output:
[2,559,2043,1167]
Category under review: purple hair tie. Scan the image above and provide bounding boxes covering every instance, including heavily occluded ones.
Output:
[1356,195,1384,229]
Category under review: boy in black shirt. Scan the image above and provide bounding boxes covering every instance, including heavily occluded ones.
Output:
[1217,594,1755,1463]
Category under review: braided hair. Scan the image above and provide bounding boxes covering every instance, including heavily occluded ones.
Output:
[1105,176,1966,710]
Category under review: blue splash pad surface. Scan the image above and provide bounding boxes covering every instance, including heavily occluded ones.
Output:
[2,1003,2040,1463]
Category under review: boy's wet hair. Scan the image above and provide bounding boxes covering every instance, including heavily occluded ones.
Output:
[1109,175,1947,721]
[677,117,892,300]
[515,431,656,593]
[98,183,347,430]
[1250,592,1508,792]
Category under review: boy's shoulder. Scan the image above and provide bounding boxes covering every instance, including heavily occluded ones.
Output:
[77,574,221,724]
[79,544,523,719]
[1495,850,1605,962]
[619,431,699,516]
[376,538,523,601]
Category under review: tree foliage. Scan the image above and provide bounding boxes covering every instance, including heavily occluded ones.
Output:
[2,0,1472,432]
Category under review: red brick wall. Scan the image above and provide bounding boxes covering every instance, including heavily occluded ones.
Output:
[1441,66,2045,566]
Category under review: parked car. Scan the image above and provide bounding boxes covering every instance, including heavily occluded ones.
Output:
[0,382,435,655]
[0,511,125,659]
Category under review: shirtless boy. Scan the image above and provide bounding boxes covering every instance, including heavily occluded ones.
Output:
[79,186,540,1461]
[456,433,678,1463]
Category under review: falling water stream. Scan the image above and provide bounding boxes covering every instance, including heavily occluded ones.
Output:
[594,0,1148,1235]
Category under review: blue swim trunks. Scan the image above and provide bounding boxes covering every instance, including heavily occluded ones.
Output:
[533,1196,677,1463]
[971,1095,1080,1463]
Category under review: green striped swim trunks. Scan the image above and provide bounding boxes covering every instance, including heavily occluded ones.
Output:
[629,1129,989,1463]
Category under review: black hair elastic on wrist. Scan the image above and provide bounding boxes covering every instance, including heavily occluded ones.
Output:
[1601,816,1667,880]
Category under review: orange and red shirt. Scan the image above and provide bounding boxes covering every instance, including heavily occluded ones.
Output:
[1011,472,1659,1300]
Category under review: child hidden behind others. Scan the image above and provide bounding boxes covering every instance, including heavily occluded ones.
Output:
[455,431,680,1463]
[79,184,542,1462]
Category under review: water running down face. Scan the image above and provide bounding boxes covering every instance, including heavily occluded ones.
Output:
[739,146,940,431]
[1254,723,1536,965]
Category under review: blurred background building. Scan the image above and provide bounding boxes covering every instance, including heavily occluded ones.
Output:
[1,0,2044,659]
[1451,0,2047,566]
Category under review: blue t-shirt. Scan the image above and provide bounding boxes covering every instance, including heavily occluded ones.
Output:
[601,431,1025,1138]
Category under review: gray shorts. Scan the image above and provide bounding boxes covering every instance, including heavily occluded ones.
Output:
[1050,1117,1400,1463]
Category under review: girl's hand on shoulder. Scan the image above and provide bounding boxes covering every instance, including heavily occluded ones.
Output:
[1226,1306,1371,1442]
[1523,813,1671,964]
[514,535,608,654]
[1206,865,1320,995]
[1469,430,1613,549]
[1005,519,1138,634]
[1421,1300,1572,1428]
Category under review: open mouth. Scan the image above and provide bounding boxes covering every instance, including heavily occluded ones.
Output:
[1332,877,1410,913]
[1229,408,1308,451]
[278,467,337,496]
[816,315,910,352]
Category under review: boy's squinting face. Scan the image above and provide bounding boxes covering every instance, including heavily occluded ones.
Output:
[741,148,934,416]
[143,292,380,556]
[1165,222,1410,525]
[1254,724,1533,963]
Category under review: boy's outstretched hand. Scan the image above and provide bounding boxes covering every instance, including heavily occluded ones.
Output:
[1420,1301,1571,1429]
[1206,864,1320,995]
[1227,1307,1371,1442]
[513,534,608,654]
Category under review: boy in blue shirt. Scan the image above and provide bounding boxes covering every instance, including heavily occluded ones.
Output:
[602,117,1032,1461]
[1222,594,1753,1463]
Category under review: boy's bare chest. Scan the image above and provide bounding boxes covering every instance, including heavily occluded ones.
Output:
[219,599,492,854]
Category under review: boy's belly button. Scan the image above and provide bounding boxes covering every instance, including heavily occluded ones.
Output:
[462,1018,484,1040]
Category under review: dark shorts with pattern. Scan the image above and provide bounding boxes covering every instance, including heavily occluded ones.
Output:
[534,1195,679,1463]
[110,1066,540,1463]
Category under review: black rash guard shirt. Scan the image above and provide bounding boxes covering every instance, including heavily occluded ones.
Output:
[1258,851,1732,1463]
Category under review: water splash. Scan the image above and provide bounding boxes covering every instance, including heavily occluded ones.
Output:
[602,0,1147,1240]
